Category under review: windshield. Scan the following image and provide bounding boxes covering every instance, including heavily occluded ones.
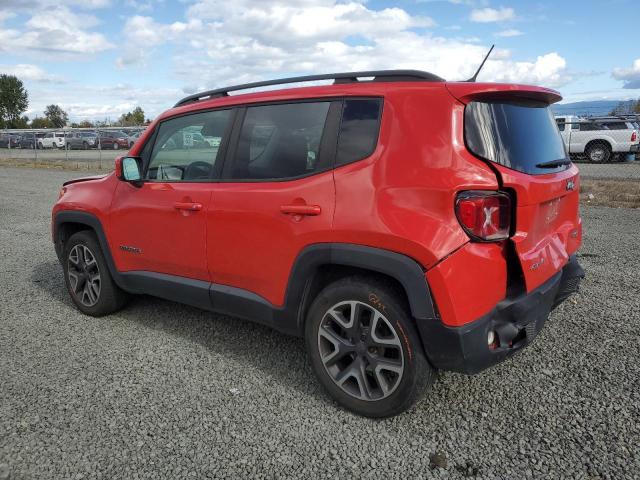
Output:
[465,100,569,175]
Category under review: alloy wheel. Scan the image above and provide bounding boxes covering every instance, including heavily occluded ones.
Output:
[67,244,101,307]
[317,300,404,401]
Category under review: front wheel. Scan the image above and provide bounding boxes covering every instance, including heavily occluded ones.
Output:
[305,276,434,417]
[62,231,128,316]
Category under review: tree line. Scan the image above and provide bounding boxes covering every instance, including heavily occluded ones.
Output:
[609,99,640,116]
[0,74,150,129]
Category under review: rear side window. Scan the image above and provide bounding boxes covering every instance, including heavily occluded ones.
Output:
[230,102,330,180]
[336,99,382,166]
[465,100,568,175]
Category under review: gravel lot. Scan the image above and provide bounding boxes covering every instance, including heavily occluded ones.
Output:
[1,167,638,479]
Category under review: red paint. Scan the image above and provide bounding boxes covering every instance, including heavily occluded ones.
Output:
[53,78,581,327]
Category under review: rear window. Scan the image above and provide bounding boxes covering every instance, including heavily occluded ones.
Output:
[465,100,568,175]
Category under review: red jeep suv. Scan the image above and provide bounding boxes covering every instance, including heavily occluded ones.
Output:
[52,70,584,417]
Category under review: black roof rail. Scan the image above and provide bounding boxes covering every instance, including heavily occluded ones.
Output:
[174,70,445,107]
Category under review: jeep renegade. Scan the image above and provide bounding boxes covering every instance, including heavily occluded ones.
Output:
[52,70,585,417]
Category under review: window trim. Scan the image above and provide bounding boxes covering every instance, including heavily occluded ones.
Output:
[219,98,343,183]
[140,107,237,183]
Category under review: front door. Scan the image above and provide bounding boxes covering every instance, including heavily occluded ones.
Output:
[208,100,339,306]
[109,108,234,281]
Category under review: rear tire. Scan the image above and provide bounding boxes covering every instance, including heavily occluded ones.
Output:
[585,142,611,163]
[305,276,434,417]
[62,231,128,316]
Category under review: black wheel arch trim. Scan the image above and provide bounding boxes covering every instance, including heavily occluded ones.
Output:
[53,210,123,288]
[283,243,437,330]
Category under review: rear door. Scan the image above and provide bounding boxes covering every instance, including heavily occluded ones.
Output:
[464,99,581,292]
[207,100,340,307]
[109,108,234,280]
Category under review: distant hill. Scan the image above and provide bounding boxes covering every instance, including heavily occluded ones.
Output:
[551,100,629,117]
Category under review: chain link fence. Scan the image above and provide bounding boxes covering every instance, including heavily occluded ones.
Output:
[0,126,146,171]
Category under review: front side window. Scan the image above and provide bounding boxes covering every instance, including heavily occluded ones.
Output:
[336,98,382,166]
[555,119,565,132]
[230,102,330,180]
[146,109,232,181]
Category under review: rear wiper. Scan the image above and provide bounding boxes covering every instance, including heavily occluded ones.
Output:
[535,159,572,168]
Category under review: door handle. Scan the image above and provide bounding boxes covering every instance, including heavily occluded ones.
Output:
[280,204,321,216]
[174,202,203,211]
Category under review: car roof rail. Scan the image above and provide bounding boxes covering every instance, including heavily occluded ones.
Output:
[173,70,445,107]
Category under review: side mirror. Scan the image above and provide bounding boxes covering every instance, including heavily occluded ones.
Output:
[115,156,143,185]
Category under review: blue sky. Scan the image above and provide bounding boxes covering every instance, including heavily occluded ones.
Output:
[1,0,639,121]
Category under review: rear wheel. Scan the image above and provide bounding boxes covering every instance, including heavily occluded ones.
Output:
[585,142,611,163]
[62,231,128,316]
[113,143,119,150]
[305,276,434,417]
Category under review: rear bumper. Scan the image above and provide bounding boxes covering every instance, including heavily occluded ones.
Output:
[630,144,639,152]
[418,255,585,374]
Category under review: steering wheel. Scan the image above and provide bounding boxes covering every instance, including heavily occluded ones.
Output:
[183,161,212,180]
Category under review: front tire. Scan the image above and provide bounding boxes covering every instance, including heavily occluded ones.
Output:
[305,276,434,417]
[62,231,128,316]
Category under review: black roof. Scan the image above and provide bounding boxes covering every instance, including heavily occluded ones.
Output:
[174,69,444,108]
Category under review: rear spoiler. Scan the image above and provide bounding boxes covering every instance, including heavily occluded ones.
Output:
[445,82,562,105]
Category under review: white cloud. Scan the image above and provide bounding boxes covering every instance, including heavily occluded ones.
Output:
[495,29,523,37]
[116,0,567,93]
[0,64,64,83]
[483,52,570,87]
[612,59,640,89]
[470,7,515,22]
[0,5,113,55]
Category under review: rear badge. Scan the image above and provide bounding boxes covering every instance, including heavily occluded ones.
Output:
[566,179,575,191]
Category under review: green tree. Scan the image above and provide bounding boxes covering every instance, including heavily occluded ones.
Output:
[118,106,145,126]
[31,117,52,129]
[634,100,640,114]
[78,120,94,128]
[44,104,69,128]
[0,74,29,128]
[8,115,29,129]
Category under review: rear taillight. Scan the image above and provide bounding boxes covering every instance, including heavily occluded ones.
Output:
[632,131,637,142]
[455,191,511,242]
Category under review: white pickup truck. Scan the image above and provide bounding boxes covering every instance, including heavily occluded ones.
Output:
[555,115,639,162]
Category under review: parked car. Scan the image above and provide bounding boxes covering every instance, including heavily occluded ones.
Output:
[96,131,130,150]
[18,132,45,149]
[52,70,585,417]
[0,133,22,148]
[555,115,639,162]
[39,132,67,149]
[66,131,99,150]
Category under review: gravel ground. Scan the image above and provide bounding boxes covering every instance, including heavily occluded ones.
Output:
[0,167,638,479]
